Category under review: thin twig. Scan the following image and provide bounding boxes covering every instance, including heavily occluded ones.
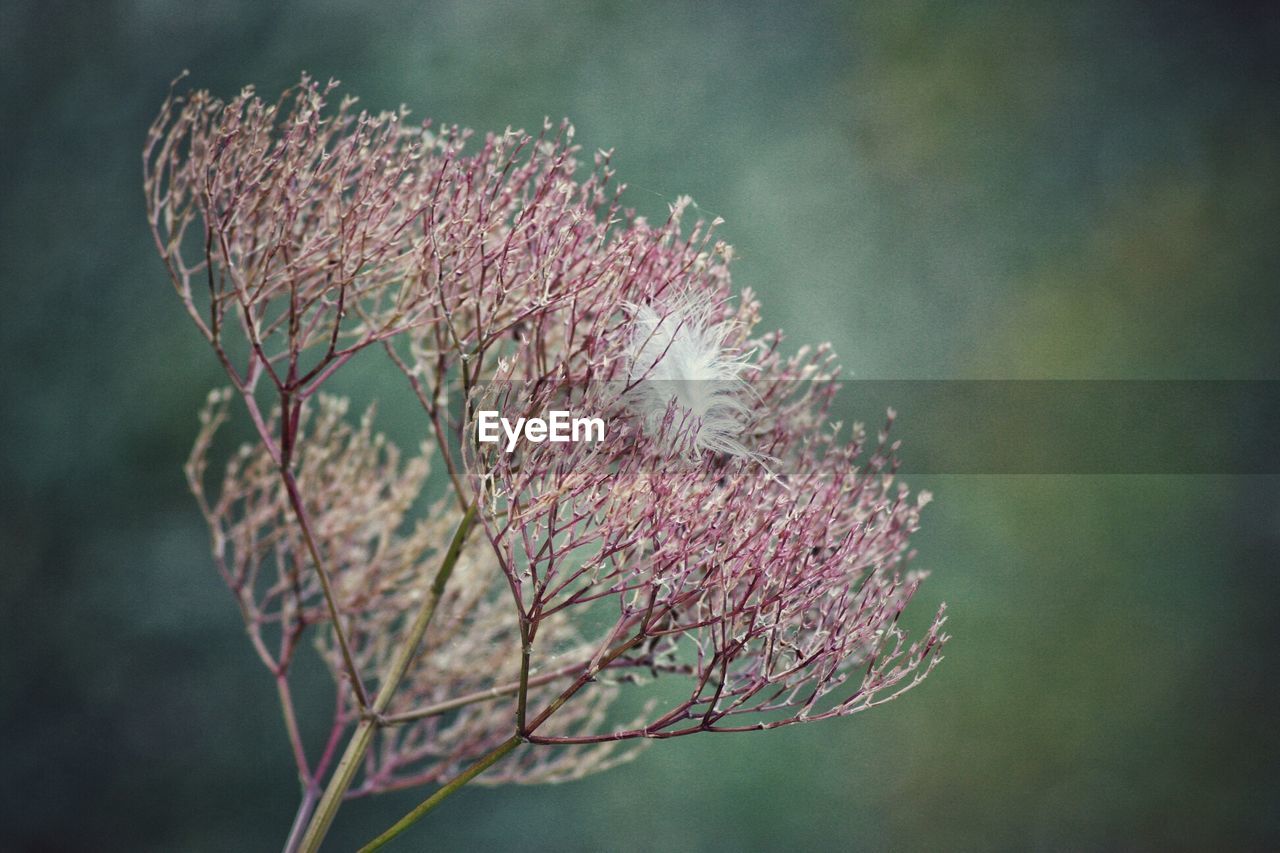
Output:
[280,465,371,710]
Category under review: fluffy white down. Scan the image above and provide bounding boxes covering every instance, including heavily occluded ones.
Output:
[623,296,757,460]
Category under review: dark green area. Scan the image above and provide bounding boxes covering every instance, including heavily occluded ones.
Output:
[2,1,1277,850]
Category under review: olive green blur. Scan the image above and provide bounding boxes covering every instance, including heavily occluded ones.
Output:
[2,2,1277,850]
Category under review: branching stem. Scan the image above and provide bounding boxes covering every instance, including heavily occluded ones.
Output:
[358,735,521,853]
[292,504,477,853]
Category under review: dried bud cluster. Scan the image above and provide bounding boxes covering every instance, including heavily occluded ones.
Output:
[146,75,947,846]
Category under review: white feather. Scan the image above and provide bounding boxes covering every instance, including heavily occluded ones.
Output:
[623,295,757,461]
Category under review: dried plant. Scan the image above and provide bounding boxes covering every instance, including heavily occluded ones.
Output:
[145,73,948,852]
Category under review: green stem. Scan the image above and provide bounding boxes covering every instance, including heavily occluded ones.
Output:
[357,633,648,850]
[358,735,521,853]
[515,617,532,733]
[380,661,588,726]
[295,504,477,853]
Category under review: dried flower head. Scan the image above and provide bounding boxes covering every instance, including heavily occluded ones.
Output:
[148,74,948,852]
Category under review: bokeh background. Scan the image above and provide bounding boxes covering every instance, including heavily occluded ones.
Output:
[3,1,1279,850]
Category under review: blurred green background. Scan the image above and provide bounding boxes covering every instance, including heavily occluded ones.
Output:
[3,1,1278,850]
